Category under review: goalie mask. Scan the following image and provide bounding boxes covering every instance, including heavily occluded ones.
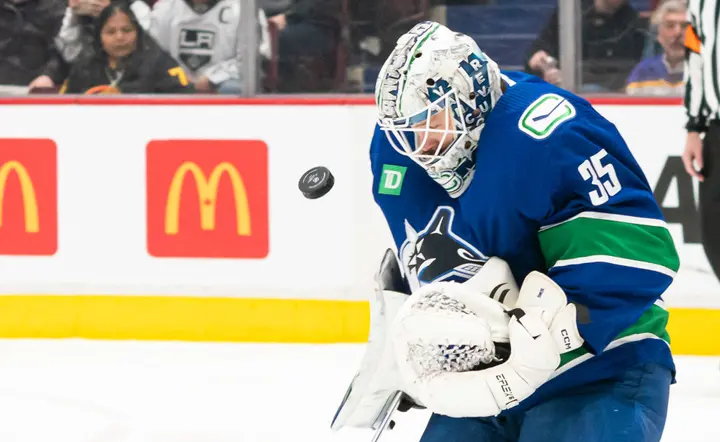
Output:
[374,22,503,198]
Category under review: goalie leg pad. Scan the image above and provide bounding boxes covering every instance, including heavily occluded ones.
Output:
[331,249,412,431]
[330,289,409,431]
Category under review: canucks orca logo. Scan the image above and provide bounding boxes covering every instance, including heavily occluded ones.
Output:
[399,206,488,291]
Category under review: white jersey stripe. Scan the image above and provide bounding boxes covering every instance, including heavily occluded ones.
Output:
[551,255,677,278]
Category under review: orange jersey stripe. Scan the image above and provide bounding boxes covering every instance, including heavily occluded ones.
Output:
[685,25,701,54]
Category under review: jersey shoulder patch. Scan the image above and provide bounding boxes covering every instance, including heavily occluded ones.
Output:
[518,93,576,140]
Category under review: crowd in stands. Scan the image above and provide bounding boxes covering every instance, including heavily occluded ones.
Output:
[0,0,687,95]
[527,0,686,95]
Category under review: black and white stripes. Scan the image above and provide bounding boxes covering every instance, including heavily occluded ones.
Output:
[685,0,720,132]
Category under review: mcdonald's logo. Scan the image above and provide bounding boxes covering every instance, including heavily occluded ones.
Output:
[0,139,57,255]
[146,139,268,258]
[165,161,251,236]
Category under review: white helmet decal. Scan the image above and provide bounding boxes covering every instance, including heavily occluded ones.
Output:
[376,21,437,119]
[375,21,504,198]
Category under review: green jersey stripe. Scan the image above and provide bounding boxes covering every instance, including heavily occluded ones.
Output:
[538,216,679,272]
[554,304,670,372]
[539,211,668,232]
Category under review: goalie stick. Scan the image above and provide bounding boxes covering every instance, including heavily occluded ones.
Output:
[370,391,403,442]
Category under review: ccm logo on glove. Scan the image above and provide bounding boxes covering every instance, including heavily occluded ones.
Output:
[561,329,572,350]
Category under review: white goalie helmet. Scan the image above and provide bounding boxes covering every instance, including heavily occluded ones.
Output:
[374,21,504,198]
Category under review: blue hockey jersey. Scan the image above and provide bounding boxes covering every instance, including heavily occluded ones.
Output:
[370,71,679,414]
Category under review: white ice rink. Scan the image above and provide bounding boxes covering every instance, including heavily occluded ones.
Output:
[0,340,717,442]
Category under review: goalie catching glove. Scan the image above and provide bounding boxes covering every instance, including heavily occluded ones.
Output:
[330,255,520,432]
[392,270,584,418]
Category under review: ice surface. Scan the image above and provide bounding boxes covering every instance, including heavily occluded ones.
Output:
[0,340,715,442]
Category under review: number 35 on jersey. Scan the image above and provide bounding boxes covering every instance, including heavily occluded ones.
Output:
[578,149,622,206]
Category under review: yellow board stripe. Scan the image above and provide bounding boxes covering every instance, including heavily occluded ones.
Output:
[667,307,720,355]
[0,296,717,355]
[0,296,370,343]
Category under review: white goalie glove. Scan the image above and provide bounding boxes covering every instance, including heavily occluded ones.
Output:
[392,269,585,418]
[331,255,520,432]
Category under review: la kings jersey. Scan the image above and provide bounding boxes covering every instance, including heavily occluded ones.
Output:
[370,71,680,414]
[149,0,269,84]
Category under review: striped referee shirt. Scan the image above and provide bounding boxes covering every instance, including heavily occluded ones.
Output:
[685,0,720,132]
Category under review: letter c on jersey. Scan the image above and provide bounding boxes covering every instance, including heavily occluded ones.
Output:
[219,6,231,24]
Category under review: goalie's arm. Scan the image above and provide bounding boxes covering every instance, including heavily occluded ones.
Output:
[532,128,680,355]
[539,221,678,355]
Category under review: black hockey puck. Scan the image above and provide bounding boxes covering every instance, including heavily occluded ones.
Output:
[298,166,335,199]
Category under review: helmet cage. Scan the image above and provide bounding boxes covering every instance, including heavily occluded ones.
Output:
[378,89,469,167]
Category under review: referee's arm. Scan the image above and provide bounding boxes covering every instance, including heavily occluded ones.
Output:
[682,8,707,180]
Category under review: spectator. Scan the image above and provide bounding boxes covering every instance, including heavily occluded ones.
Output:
[525,0,647,93]
[365,0,426,62]
[626,0,686,95]
[266,0,341,93]
[344,0,427,92]
[56,0,150,60]
[61,1,192,93]
[0,0,65,88]
[28,0,151,91]
[259,0,290,17]
[149,0,270,94]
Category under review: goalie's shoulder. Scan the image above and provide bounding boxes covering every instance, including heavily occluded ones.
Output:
[491,73,595,143]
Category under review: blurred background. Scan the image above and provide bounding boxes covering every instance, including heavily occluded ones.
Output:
[0,0,684,97]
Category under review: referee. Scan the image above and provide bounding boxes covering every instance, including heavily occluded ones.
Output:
[682,0,720,281]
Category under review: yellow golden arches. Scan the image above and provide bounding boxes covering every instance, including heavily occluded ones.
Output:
[0,161,39,233]
[165,161,251,236]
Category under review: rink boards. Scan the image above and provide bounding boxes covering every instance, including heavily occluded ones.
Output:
[0,96,717,355]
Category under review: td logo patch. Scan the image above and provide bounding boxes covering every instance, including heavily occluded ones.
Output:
[178,29,215,71]
[378,164,406,196]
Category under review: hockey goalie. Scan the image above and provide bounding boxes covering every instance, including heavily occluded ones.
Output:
[331,20,679,442]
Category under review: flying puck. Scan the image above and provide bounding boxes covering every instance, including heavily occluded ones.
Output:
[298,166,335,199]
